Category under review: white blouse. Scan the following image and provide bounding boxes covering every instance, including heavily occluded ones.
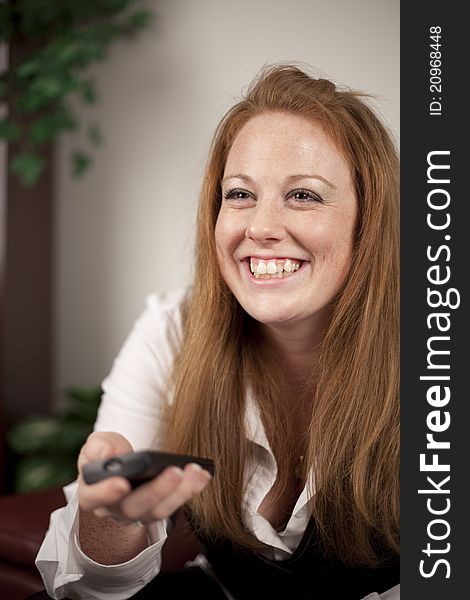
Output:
[35,290,399,600]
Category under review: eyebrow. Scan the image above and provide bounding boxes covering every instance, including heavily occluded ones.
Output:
[222,173,337,191]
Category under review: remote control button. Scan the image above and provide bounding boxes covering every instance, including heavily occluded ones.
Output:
[104,457,123,473]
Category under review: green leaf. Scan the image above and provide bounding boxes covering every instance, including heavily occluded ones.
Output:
[0,118,21,141]
[7,417,61,453]
[66,385,102,408]
[55,40,81,68]
[10,152,45,186]
[30,109,77,144]
[8,415,93,454]
[15,455,78,494]
[54,420,94,452]
[7,385,100,455]
[80,79,98,104]
[16,59,40,79]
[87,125,102,147]
[127,10,152,31]
[72,150,91,177]
[65,402,100,424]
[20,73,80,113]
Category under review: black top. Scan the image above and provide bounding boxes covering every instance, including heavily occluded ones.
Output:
[190,515,399,600]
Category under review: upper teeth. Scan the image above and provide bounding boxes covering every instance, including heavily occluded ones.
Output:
[249,258,301,276]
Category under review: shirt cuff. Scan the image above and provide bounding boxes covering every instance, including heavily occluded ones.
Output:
[70,519,168,589]
[361,584,400,600]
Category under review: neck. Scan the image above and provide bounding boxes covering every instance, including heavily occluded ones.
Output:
[260,320,323,384]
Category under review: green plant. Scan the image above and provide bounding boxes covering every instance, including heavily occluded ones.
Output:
[7,386,102,493]
[0,0,152,186]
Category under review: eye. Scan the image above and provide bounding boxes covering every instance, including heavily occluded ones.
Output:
[223,188,254,201]
[287,188,323,204]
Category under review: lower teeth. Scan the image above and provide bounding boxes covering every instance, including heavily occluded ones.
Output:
[254,271,294,279]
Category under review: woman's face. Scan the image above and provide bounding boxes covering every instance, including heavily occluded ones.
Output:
[215,112,358,335]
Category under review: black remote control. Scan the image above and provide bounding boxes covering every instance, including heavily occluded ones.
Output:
[82,450,215,488]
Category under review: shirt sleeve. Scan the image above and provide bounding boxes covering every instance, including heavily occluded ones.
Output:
[95,290,187,449]
[35,290,187,599]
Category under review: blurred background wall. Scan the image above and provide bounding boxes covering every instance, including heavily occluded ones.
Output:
[54,0,399,404]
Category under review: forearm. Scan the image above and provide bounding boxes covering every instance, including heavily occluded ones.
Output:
[79,508,149,564]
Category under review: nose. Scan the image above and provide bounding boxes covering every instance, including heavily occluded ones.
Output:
[245,200,285,243]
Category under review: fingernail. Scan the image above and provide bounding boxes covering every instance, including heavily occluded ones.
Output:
[188,462,202,472]
[168,467,184,481]
[114,479,129,493]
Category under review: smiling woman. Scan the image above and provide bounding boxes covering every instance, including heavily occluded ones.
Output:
[35,65,399,600]
[216,112,357,340]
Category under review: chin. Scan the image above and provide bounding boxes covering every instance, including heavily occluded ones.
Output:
[242,304,300,328]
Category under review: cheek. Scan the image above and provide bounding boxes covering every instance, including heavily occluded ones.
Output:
[330,228,356,284]
[215,211,242,256]
[311,219,355,272]
[214,214,228,254]
[214,218,223,254]
[214,216,235,275]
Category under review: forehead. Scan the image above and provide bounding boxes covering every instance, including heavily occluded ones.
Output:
[224,112,352,188]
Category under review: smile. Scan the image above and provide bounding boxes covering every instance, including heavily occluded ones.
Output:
[249,257,302,279]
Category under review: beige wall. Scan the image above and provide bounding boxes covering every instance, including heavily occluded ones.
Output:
[54,0,399,400]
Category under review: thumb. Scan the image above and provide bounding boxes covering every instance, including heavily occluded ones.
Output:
[78,431,133,471]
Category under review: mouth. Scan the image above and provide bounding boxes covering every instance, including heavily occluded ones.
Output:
[244,257,306,280]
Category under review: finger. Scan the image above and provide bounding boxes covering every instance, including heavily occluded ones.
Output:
[79,476,131,512]
[148,463,212,521]
[78,431,132,466]
[118,466,185,521]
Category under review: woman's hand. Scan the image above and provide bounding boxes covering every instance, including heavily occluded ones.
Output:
[77,431,212,526]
